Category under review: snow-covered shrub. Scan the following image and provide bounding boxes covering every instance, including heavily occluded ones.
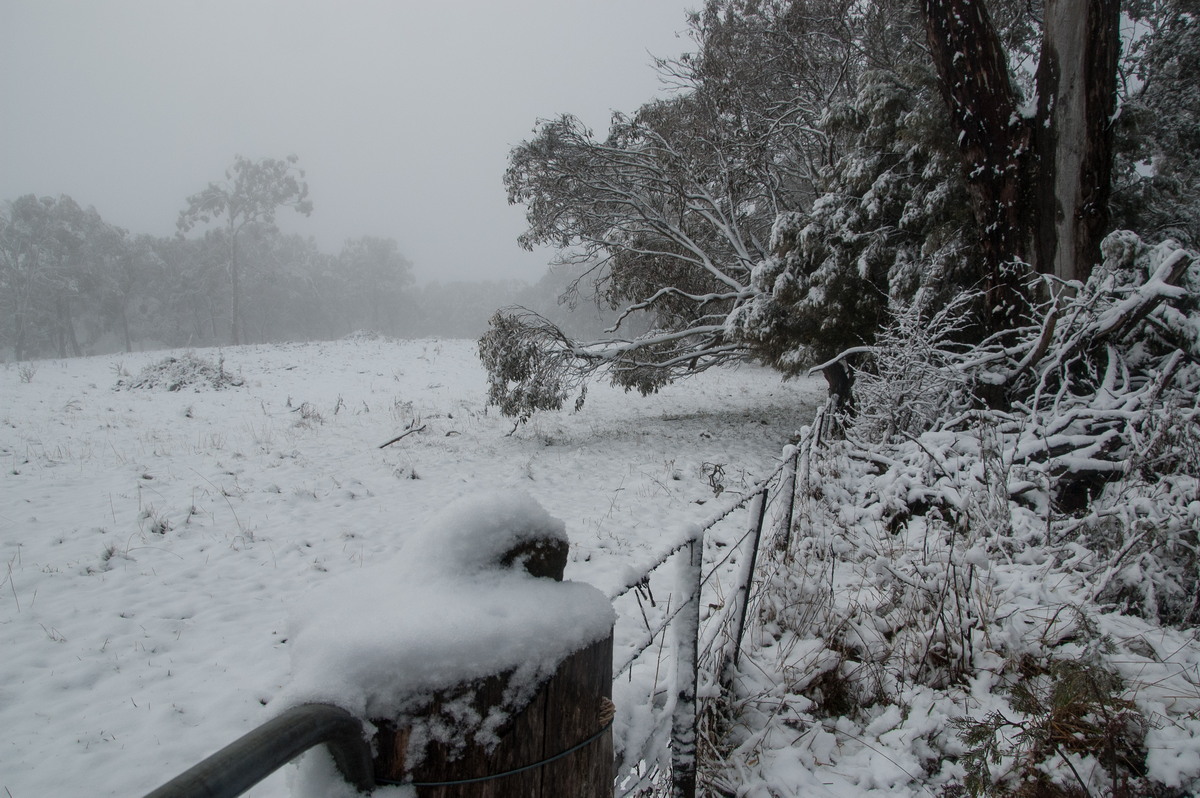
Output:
[292,401,324,428]
[115,352,244,392]
[954,647,1151,798]
[714,232,1200,796]
[850,292,977,441]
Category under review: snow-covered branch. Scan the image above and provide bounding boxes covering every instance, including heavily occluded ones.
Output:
[479,307,749,422]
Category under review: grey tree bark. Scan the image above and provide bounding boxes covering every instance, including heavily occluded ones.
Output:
[1034,0,1121,285]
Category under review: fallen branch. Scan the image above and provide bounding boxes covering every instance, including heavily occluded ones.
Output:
[378,424,427,449]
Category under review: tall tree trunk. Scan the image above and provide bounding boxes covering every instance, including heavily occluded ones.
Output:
[230,233,242,346]
[55,295,69,358]
[921,0,1118,294]
[120,301,133,353]
[1034,0,1121,284]
[64,298,81,357]
[920,0,1122,314]
[919,0,1032,329]
[14,309,27,362]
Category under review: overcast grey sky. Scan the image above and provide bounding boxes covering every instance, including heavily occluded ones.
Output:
[0,1,695,284]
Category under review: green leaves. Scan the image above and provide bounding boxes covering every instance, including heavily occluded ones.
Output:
[953,652,1149,797]
[478,310,577,422]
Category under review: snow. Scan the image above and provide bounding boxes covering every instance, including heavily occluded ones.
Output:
[14,329,1191,796]
[278,491,615,726]
[718,232,1200,795]
[0,337,820,796]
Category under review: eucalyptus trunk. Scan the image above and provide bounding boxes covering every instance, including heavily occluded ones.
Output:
[230,230,242,346]
[919,0,1033,328]
[919,0,1121,311]
[1034,0,1121,285]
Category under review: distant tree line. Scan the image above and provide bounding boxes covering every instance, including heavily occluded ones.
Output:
[0,154,609,361]
[0,191,412,360]
[0,155,415,360]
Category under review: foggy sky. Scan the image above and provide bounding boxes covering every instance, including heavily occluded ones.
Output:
[0,1,695,284]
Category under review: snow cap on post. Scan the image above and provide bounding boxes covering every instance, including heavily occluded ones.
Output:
[277,491,613,722]
[404,490,570,580]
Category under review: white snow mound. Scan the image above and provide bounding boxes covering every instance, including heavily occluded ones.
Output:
[277,491,614,721]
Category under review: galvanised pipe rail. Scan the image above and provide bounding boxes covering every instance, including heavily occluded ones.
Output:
[144,703,374,798]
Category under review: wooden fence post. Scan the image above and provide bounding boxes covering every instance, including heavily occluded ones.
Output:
[371,536,615,798]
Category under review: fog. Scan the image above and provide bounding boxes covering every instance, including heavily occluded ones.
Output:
[0,1,694,284]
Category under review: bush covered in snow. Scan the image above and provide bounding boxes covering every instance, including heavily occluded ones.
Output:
[716,232,1200,797]
[115,352,245,392]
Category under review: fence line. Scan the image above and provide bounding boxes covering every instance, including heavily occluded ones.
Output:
[606,451,795,603]
[141,410,825,798]
[612,440,806,797]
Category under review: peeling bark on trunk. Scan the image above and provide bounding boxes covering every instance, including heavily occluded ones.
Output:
[919,0,1121,313]
[1035,0,1121,285]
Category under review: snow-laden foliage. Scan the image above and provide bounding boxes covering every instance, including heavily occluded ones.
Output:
[1114,1,1200,249]
[727,62,974,374]
[479,306,738,421]
[478,310,587,422]
[712,232,1200,796]
[486,1,1200,421]
[486,51,979,421]
[849,291,977,442]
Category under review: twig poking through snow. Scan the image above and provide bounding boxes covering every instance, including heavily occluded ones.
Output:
[378,424,427,449]
[4,557,18,612]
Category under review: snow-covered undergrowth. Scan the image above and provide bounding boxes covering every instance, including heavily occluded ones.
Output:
[115,352,246,392]
[717,233,1200,797]
[0,337,820,797]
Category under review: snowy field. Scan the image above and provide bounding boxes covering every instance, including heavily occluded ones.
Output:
[0,337,822,797]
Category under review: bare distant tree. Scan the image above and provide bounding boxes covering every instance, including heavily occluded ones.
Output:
[177,155,312,346]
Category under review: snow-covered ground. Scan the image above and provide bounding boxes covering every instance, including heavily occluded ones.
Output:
[0,337,822,797]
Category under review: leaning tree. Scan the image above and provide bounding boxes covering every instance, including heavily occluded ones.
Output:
[484,0,867,418]
[483,0,1139,420]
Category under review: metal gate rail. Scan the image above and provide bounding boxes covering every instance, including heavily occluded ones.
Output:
[144,703,374,798]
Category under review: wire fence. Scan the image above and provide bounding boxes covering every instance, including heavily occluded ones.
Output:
[141,403,829,798]
[609,414,821,797]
